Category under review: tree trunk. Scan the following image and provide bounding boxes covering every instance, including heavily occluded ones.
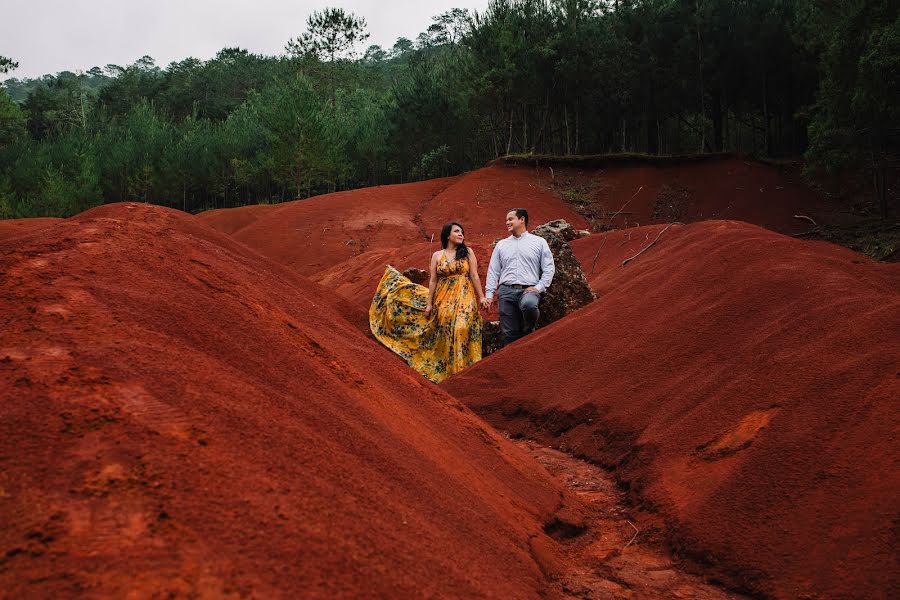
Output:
[763,69,772,156]
[536,90,550,153]
[873,152,888,220]
[646,83,659,155]
[711,88,723,152]
[575,107,580,155]
[506,106,514,156]
[523,103,528,153]
[696,1,706,154]
[489,115,499,157]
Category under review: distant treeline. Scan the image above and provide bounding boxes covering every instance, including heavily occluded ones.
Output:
[0,0,897,219]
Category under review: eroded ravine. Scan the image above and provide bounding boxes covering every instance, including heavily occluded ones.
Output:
[512,440,746,600]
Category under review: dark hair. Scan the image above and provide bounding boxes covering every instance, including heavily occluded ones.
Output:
[510,207,529,225]
[440,222,469,261]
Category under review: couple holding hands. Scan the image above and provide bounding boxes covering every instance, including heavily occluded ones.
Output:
[370,208,556,383]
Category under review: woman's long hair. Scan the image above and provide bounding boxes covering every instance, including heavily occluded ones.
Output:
[440,222,469,261]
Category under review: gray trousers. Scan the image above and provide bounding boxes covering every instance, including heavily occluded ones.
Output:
[498,285,540,347]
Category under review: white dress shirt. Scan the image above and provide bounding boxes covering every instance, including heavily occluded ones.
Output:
[485,231,555,300]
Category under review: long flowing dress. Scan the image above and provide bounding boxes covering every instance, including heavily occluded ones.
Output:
[369,255,482,383]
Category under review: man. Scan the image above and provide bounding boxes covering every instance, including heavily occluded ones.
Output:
[482,208,555,347]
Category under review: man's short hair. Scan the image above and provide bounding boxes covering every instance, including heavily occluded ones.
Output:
[509,208,528,225]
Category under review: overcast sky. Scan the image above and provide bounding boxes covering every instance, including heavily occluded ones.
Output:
[2,0,491,80]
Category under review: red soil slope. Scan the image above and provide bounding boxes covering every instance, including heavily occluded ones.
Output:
[526,157,835,233]
[417,165,588,244]
[0,217,63,242]
[196,177,458,276]
[193,203,280,236]
[313,241,493,310]
[260,158,834,314]
[0,203,584,598]
[199,166,588,277]
[314,241,439,306]
[445,221,900,599]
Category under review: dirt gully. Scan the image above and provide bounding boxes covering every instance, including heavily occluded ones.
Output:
[514,440,746,600]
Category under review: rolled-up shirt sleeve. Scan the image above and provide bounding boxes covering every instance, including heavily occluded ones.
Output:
[485,247,502,299]
[534,239,555,293]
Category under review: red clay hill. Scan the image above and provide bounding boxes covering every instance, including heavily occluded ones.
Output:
[2,157,896,599]
[502,155,839,235]
[198,158,843,316]
[0,217,63,243]
[445,220,900,599]
[197,165,589,277]
[0,203,586,598]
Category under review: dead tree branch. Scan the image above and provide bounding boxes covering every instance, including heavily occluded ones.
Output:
[622,222,684,266]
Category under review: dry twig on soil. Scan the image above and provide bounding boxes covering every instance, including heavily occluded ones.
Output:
[622,222,684,266]
[624,520,640,549]
[590,236,608,274]
[791,214,820,237]
[606,186,643,222]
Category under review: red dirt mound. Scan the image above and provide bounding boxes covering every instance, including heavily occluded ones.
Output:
[526,157,836,234]
[199,167,587,278]
[307,166,588,318]
[314,241,438,306]
[419,165,588,245]
[0,217,63,242]
[194,203,280,236]
[198,177,458,276]
[444,221,900,599]
[313,242,495,313]
[0,203,583,598]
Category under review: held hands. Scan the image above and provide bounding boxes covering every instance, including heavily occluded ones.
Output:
[480,297,492,311]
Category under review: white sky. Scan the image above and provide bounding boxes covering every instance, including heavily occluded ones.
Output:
[1,0,491,80]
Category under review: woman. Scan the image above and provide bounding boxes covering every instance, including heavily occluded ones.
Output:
[370,222,486,383]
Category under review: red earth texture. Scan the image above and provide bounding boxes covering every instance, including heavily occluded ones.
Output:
[2,157,898,599]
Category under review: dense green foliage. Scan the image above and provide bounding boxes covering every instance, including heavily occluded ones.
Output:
[1,0,897,219]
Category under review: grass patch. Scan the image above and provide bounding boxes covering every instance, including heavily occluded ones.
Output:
[811,220,900,262]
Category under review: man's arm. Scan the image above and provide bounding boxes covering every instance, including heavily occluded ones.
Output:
[485,245,502,300]
[534,239,555,293]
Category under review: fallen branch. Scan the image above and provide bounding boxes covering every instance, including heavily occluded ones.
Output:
[622,222,684,266]
[590,235,608,274]
[791,215,821,238]
[624,520,640,549]
[606,186,643,221]
[793,214,817,227]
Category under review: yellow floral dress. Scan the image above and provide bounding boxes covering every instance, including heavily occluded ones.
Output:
[370,255,482,383]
